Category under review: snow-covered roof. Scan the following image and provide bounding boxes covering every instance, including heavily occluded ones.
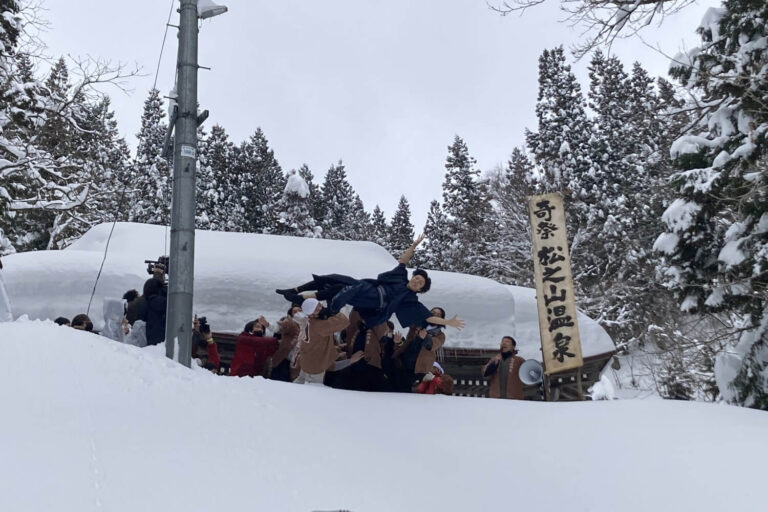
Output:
[0,223,615,358]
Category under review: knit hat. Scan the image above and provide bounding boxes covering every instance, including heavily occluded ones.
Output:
[301,298,319,315]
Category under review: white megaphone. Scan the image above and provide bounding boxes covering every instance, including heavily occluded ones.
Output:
[519,360,543,385]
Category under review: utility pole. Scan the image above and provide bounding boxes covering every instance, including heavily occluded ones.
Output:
[165,0,199,366]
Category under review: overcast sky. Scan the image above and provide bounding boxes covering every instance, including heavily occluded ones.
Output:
[41,0,718,229]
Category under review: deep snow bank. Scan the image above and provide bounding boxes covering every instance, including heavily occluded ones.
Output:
[1,222,614,357]
[0,320,765,512]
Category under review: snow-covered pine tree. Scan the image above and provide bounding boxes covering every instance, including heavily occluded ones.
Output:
[526,47,593,199]
[274,169,319,237]
[369,205,390,251]
[65,97,131,242]
[418,200,450,271]
[525,47,595,298]
[320,161,358,240]
[657,2,768,408]
[22,57,82,249]
[236,128,285,233]
[349,195,371,241]
[195,124,212,229]
[441,135,492,274]
[128,88,170,225]
[483,148,535,286]
[388,195,415,257]
[582,53,687,352]
[298,164,323,228]
[38,62,133,248]
[197,124,238,230]
[0,10,89,254]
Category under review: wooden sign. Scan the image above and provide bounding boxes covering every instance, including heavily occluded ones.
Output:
[527,193,583,374]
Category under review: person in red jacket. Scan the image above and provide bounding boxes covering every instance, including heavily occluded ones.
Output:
[414,363,454,395]
[415,373,454,395]
[230,316,279,377]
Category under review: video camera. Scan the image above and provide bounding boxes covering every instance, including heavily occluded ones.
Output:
[198,316,211,335]
[145,255,170,275]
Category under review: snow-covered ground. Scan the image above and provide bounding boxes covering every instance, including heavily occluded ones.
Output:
[1,320,765,512]
[0,223,614,358]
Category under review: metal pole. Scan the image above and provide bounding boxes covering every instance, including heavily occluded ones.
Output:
[165,0,198,366]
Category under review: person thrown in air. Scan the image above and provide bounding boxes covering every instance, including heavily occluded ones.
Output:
[276,234,465,334]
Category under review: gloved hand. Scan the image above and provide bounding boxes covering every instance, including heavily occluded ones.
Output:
[423,372,435,382]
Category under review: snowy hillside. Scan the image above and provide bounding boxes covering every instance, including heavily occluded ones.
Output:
[1,320,765,512]
[1,223,614,358]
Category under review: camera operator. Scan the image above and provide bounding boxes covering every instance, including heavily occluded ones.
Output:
[193,315,220,373]
[137,264,167,346]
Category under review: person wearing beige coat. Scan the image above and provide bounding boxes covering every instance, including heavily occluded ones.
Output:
[294,298,350,384]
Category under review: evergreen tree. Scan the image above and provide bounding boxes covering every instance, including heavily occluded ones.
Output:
[441,135,492,273]
[236,128,285,233]
[298,164,323,226]
[37,61,131,248]
[659,1,768,408]
[320,161,358,240]
[274,169,319,237]
[0,23,89,253]
[419,200,451,271]
[0,3,136,253]
[349,195,371,241]
[388,195,415,257]
[484,149,535,286]
[369,205,389,250]
[128,88,170,225]
[66,97,131,241]
[22,57,81,249]
[197,124,238,230]
[526,47,592,198]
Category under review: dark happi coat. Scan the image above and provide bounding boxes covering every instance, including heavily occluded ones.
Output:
[482,353,526,400]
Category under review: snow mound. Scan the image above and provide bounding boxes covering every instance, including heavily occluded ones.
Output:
[1,223,614,357]
[1,320,766,512]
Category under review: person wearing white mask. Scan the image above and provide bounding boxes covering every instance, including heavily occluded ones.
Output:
[293,298,352,385]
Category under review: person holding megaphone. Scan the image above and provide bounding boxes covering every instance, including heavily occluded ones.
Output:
[482,336,526,400]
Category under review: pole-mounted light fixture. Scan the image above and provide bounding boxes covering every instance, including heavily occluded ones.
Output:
[197,0,228,19]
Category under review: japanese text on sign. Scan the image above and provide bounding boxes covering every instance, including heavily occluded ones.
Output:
[528,193,583,374]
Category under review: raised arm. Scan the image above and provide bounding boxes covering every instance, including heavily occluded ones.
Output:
[426,314,465,330]
[398,233,426,265]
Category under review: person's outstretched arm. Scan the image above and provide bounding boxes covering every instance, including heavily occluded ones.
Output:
[398,234,426,265]
[425,314,465,330]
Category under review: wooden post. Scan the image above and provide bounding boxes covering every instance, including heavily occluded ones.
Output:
[576,367,584,400]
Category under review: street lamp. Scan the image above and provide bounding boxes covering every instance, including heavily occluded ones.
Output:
[197,0,228,19]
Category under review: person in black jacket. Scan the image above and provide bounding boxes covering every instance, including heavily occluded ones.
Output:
[137,273,167,346]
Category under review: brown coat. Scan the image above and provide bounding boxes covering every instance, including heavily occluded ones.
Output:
[299,312,349,375]
[264,318,300,376]
[344,310,388,369]
[483,354,526,400]
[415,330,445,375]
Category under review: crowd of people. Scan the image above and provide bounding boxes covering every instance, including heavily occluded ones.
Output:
[54,234,528,399]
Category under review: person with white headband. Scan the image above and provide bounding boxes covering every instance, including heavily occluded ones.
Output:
[293,298,360,385]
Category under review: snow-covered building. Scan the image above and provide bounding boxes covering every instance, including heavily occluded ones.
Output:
[0,223,615,397]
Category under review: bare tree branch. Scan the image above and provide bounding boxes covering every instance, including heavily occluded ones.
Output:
[489,0,697,58]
